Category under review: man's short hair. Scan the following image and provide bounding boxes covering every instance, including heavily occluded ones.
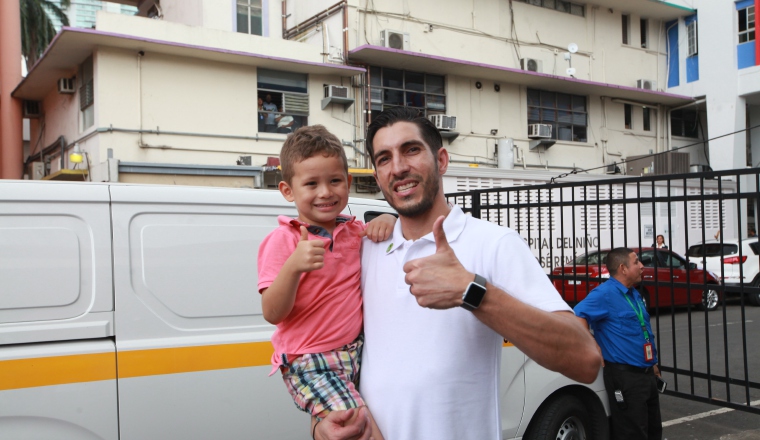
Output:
[279,125,348,184]
[365,107,442,165]
[605,247,636,277]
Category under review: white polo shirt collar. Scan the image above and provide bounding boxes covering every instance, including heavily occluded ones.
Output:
[384,205,468,254]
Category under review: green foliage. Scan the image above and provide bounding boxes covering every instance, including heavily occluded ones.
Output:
[20,0,71,70]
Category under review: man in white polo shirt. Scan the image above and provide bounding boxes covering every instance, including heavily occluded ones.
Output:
[314,107,601,440]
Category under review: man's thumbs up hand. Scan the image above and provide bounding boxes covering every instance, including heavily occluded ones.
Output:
[432,215,453,254]
[291,226,326,273]
[403,215,472,309]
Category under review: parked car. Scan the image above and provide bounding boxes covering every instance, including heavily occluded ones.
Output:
[552,247,721,311]
[686,238,760,306]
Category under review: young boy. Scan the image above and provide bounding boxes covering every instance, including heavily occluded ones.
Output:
[258,125,390,439]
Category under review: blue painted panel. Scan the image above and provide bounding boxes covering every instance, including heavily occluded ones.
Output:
[738,41,756,68]
[736,0,754,10]
[686,55,699,82]
[667,20,680,87]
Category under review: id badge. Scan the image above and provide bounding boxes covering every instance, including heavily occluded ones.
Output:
[644,342,654,362]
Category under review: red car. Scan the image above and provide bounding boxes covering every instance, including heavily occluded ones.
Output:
[551,247,721,311]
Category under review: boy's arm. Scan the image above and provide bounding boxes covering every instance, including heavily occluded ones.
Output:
[360,213,396,243]
[261,226,326,324]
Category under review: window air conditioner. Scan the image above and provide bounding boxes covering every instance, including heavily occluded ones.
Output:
[381,29,410,51]
[23,100,41,118]
[58,77,76,94]
[528,123,552,139]
[636,79,657,90]
[324,85,349,99]
[429,114,457,131]
[520,58,543,73]
[606,162,621,174]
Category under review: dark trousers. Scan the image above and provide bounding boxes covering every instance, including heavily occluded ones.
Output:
[603,364,663,440]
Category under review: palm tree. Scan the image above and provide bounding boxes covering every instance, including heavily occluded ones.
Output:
[20,0,70,71]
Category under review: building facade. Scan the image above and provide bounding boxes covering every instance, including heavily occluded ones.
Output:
[11,0,708,193]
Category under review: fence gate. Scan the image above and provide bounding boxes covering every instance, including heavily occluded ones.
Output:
[446,168,760,415]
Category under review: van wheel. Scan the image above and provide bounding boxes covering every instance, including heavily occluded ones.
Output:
[698,286,719,311]
[524,395,590,440]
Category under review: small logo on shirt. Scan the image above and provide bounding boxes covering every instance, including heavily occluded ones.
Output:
[386,243,393,253]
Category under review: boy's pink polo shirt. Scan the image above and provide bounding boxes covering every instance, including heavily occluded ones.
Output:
[258,215,365,372]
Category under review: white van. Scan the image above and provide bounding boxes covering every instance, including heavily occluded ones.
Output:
[0,180,609,440]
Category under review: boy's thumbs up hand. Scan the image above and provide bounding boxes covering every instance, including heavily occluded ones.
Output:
[291,226,326,273]
[403,216,473,309]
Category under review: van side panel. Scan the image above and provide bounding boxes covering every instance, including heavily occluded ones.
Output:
[110,186,308,438]
[0,182,117,439]
[0,182,113,344]
[500,345,526,439]
[0,340,118,440]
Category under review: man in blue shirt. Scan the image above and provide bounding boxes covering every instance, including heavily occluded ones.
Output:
[574,247,663,440]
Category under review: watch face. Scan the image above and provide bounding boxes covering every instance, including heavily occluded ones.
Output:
[463,282,487,309]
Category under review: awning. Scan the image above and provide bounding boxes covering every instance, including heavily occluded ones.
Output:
[13,27,365,101]
[42,169,89,181]
[349,45,695,107]
[584,0,694,21]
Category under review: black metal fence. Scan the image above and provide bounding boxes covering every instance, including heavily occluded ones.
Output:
[446,168,760,415]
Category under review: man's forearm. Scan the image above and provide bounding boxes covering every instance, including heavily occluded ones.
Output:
[473,284,602,384]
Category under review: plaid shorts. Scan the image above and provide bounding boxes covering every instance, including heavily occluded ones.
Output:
[280,335,365,420]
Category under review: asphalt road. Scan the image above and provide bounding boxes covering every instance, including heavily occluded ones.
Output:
[649,299,760,439]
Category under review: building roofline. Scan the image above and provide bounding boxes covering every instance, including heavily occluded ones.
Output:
[13,27,365,100]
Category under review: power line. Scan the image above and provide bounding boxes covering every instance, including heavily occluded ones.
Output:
[549,123,760,183]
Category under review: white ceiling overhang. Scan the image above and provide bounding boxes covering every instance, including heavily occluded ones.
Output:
[13,27,365,101]
[349,45,695,107]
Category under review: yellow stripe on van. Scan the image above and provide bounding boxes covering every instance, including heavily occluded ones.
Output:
[2,340,510,391]
[117,342,274,378]
[0,352,116,391]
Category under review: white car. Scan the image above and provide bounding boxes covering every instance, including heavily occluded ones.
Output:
[687,238,760,306]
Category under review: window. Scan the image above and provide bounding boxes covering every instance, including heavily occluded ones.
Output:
[739,6,755,43]
[624,104,632,129]
[622,14,630,45]
[79,56,94,130]
[658,251,685,268]
[522,0,584,16]
[687,20,698,56]
[369,66,445,122]
[237,0,263,36]
[257,69,308,133]
[527,89,587,142]
[573,251,608,266]
[671,109,699,138]
[643,107,651,131]
[639,251,657,268]
[641,19,649,48]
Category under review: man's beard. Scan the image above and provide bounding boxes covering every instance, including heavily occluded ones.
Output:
[382,171,440,218]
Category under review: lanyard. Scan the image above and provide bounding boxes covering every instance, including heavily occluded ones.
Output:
[622,290,650,341]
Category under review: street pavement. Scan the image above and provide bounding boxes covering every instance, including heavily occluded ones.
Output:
[651,299,760,439]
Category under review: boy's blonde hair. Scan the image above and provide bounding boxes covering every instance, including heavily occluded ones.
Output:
[279,125,349,184]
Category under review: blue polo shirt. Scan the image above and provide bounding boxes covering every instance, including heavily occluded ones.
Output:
[574,278,658,368]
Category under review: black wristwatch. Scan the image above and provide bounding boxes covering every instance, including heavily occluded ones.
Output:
[461,274,487,311]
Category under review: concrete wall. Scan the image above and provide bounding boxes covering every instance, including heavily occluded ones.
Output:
[23,2,707,188]
[291,0,670,89]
